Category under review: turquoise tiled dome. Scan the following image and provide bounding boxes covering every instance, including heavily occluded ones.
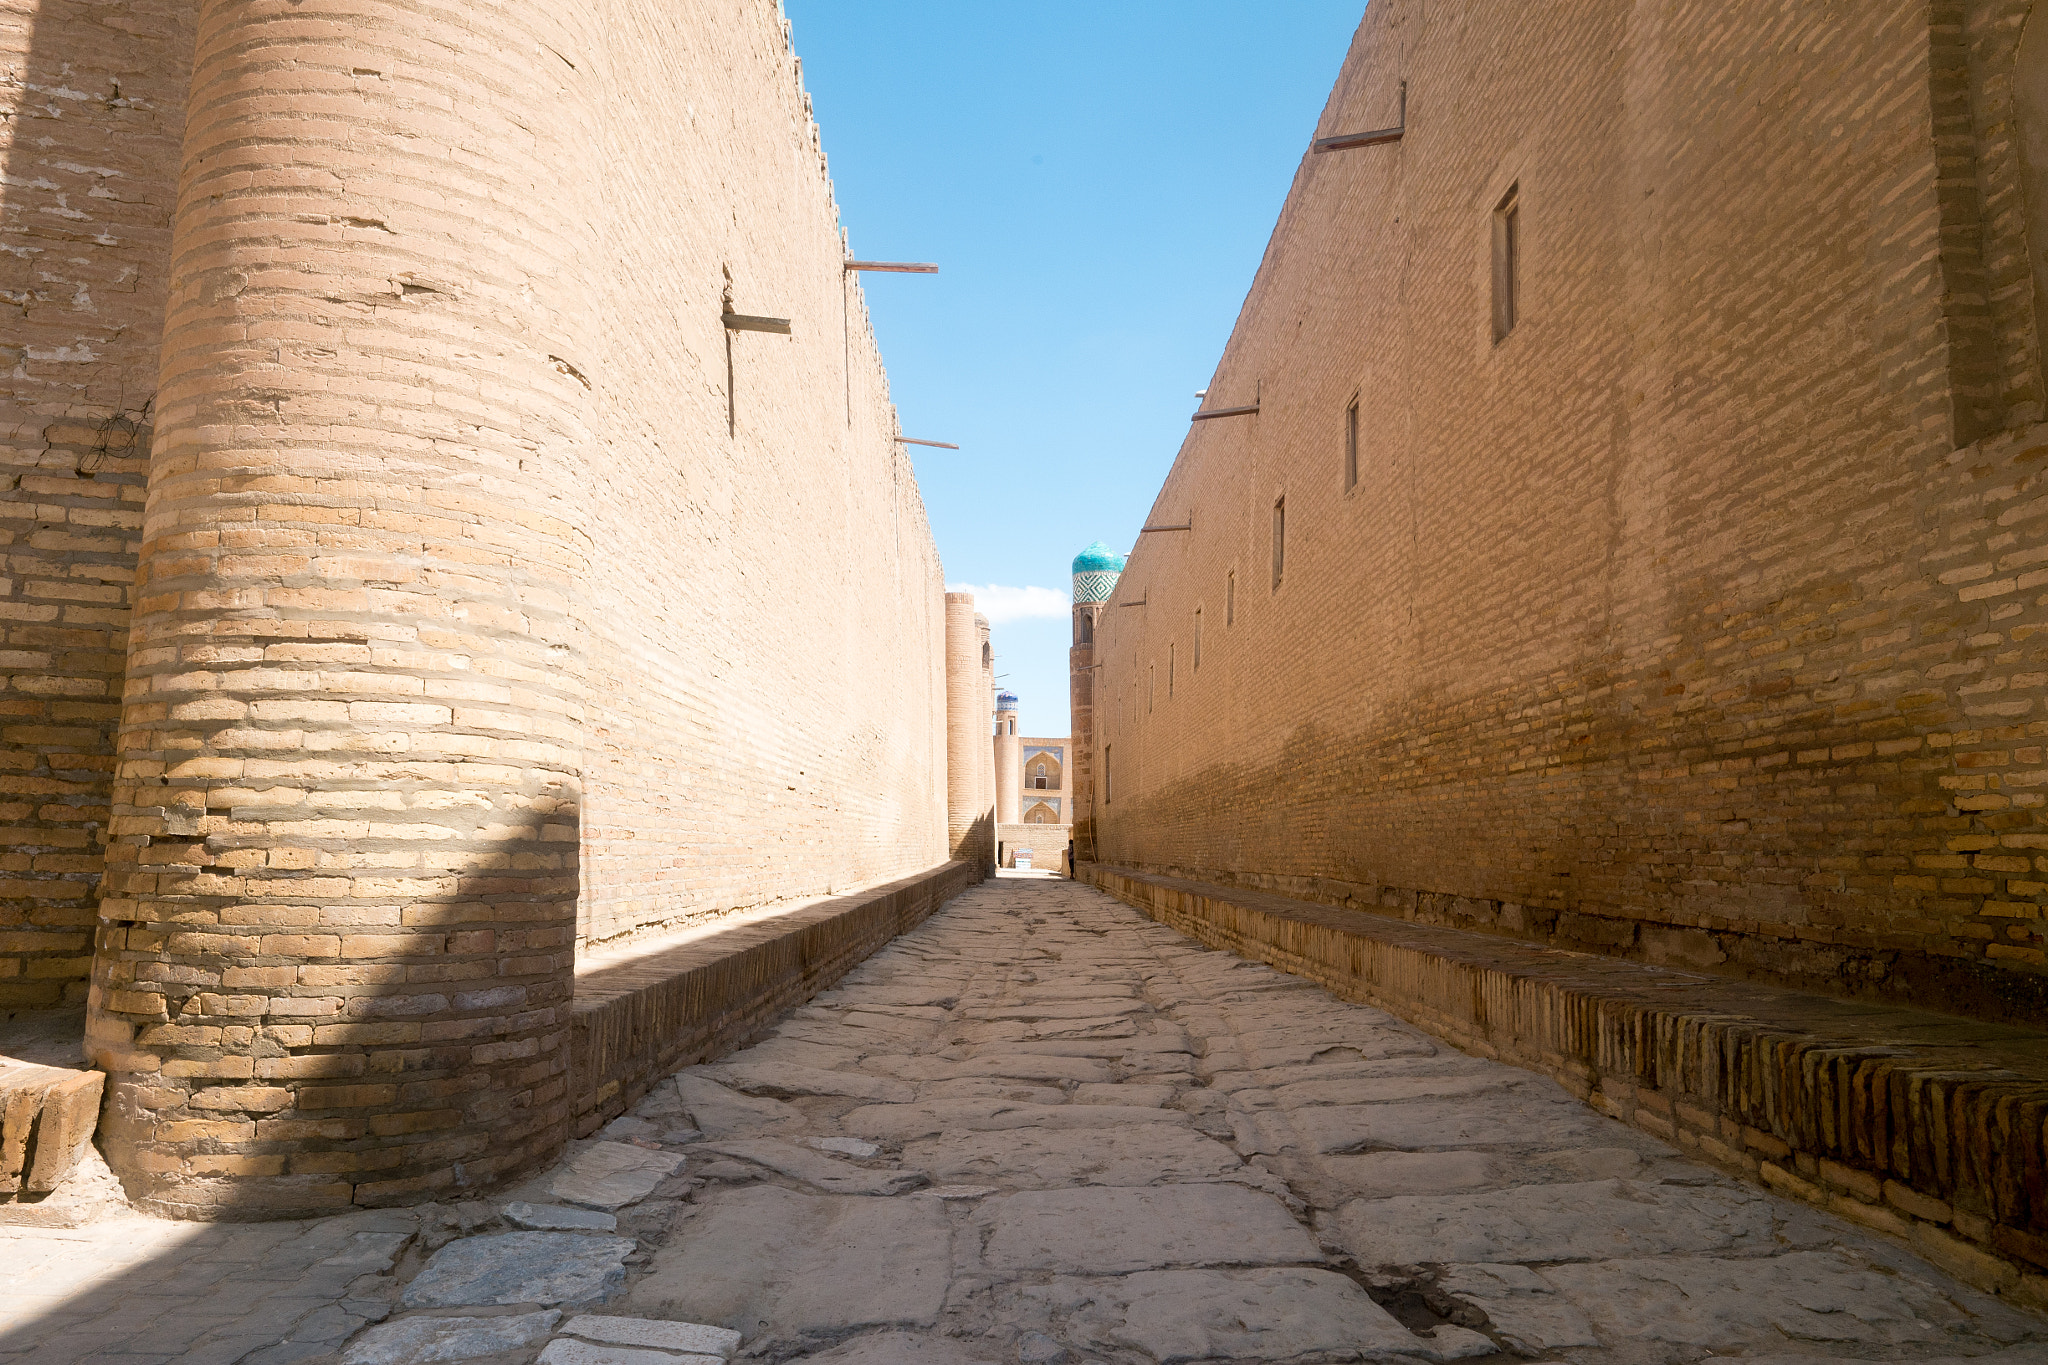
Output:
[1071,541,1127,604]
[997,691,1019,710]
[1071,542,1126,575]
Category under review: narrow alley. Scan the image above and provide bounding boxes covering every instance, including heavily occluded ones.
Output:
[9,876,2042,1364]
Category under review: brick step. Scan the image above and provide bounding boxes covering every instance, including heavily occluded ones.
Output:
[1,1059,104,1201]
[1081,861,2048,1310]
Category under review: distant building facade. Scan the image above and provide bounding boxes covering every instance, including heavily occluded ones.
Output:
[994,691,1071,869]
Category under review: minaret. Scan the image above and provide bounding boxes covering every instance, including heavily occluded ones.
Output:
[1068,541,1126,867]
[994,690,1022,829]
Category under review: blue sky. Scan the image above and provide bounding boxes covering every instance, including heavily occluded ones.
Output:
[786,1,1364,737]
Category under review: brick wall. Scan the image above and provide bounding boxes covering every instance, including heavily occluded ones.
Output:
[1088,0,2048,1023]
[0,0,192,1010]
[996,823,1068,870]
[573,1,947,952]
[0,0,954,1216]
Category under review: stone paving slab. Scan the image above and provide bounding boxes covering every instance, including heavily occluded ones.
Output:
[901,1124,1240,1188]
[3,877,2048,1364]
[538,1342,721,1365]
[1327,1177,1784,1265]
[1044,1267,1427,1361]
[338,1311,561,1365]
[547,1143,686,1211]
[560,1315,739,1355]
[976,1184,1323,1274]
[696,1137,928,1195]
[623,1185,952,1340]
[400,1231,636,1311]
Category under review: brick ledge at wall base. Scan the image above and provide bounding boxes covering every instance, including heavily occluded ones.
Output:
[568,861,976,1137]
[1104,857,2048,1029]
[1082,862,2048,1305]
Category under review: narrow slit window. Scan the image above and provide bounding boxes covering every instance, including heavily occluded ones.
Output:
[1271,496,1286,591]
[1193,607,1202,671]
[1148,665,1154,714]
[1168,644,1175,697]
[1344,397,1360,491]
[1492,184,1519,342]
[1227,572,1235,626]
[1104,745,1111,804]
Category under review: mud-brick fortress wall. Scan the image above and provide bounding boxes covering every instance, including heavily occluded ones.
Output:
[0,0,195,1010]
[1090,0,2048,1024]
[573,5,947,953]
[0,0,949,1217]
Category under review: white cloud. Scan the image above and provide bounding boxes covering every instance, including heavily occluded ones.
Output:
[946,583,1069,624]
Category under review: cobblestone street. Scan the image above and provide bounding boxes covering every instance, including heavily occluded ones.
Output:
[7,876,2046,1365]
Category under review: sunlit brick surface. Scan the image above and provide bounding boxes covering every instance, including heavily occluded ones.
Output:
[1087,0,2048,1023]
[0,0,955,1215]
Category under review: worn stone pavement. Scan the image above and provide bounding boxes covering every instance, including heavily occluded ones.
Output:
[6,876,2048,1365]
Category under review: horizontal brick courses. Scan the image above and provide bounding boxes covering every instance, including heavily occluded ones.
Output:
[0,0,958,1217]
[1087,0,2048,1025]
[0,0,188,1010]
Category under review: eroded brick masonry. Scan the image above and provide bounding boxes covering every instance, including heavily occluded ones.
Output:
[1085,0,2048,1024]
[2,0,969,1216]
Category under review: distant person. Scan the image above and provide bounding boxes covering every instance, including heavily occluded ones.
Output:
[1066,840,1076,879]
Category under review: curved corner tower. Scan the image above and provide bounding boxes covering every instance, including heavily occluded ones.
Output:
[86,0,598,1218]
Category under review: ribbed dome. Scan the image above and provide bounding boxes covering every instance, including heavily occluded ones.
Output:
[1071,541,1127,575]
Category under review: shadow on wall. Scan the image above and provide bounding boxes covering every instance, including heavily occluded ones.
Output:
[0,800,586,1352]
[971,810,996,877]
[0,814,584,1356]
[82,801,584,1224]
